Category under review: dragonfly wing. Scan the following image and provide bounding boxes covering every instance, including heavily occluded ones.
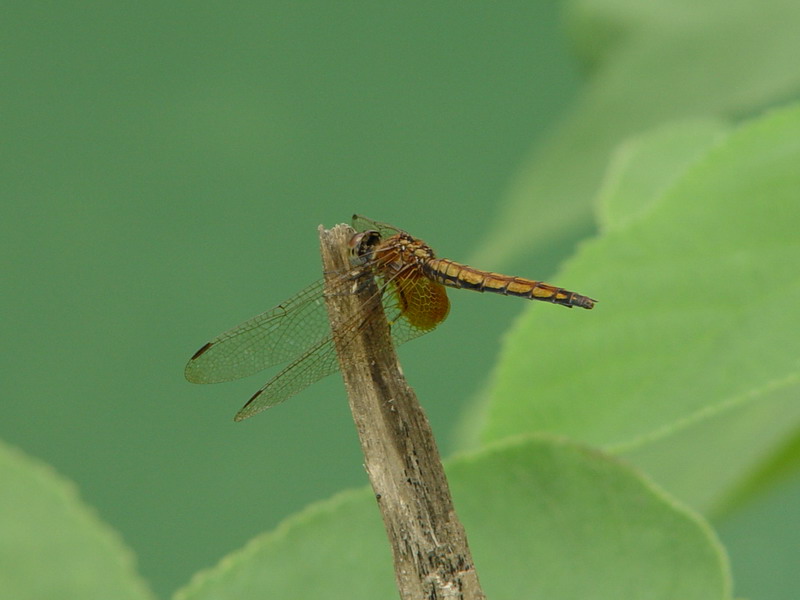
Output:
[234,273,435,420]
[185,279,332,384]
[351,215,403,237]
[234,336,341,420]
[380,274,450,346]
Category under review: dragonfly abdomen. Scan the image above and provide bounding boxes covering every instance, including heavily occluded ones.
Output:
[424,258,595,309]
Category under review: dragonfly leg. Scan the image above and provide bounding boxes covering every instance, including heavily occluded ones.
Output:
[323,267,374,298]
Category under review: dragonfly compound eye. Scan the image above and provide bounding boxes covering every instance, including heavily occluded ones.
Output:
[349,230,382,266]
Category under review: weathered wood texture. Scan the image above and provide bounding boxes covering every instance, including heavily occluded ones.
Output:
[319,224,485,600]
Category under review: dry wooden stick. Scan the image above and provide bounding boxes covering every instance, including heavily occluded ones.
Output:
[319,223,485,600]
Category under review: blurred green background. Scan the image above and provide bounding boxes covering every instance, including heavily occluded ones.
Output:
[4,2,800,599]
[2,2,582,596]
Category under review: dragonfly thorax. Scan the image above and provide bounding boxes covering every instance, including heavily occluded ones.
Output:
[374,233,436,271]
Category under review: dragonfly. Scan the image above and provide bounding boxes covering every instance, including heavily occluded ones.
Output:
[185,215,596,421]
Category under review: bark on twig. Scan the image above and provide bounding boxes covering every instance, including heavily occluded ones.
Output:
[319,223,485,600]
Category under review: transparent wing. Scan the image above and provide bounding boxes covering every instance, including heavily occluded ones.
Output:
[351,214,403,237]
[232,273,444,420]
[184,279,332,384]
[186,225,448,419]
[234,334,341,420]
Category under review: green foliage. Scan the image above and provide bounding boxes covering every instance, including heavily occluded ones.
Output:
[476,0,800,268]
[0,441,154,600]
[175,438,730,600]
[595,118,730,232]
[486,104,800,453]
[485,105,800,523]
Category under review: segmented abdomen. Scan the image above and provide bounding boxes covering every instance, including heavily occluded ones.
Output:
[423,258,595,309]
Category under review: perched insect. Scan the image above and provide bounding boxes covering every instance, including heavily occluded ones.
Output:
[185,216,596,420]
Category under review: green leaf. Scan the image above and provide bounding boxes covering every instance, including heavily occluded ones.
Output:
[0,441,154,600]
[474,0,800,270]
[175,438,731,600]
[597,117,730,232]
[622,382,800,515]
[484,104,800,453]
[710,419,800,516]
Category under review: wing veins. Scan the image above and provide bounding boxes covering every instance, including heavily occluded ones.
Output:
[233,255,435,418]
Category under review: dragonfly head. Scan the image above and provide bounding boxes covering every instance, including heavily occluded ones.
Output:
[349,230,382,267]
